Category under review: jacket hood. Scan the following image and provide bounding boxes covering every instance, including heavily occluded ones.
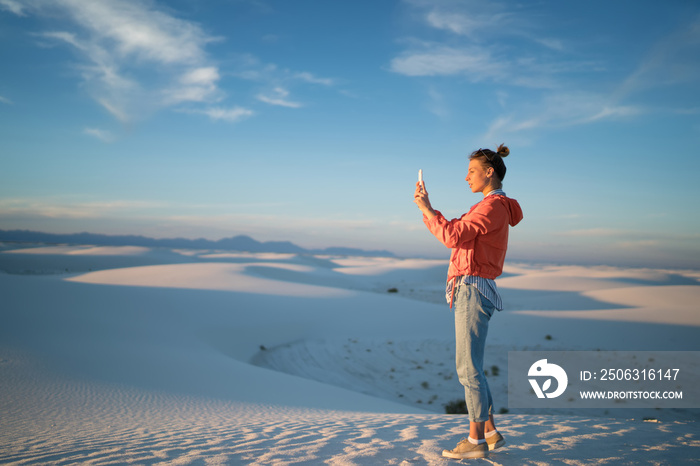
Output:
[497,195,523,227]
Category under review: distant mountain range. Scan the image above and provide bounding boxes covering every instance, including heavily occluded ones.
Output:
[0,229,395,257]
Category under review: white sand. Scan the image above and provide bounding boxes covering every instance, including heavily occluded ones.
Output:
[1,245,699,464]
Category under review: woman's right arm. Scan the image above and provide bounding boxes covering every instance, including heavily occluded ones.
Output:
[413,181,437,220]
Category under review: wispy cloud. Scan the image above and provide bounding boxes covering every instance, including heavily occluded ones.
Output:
[426,86,449,118]
[0,95,13,105]
[256,87,302,108]
[555,227,700,244]
[198,106,254,123]
[615,15,700,99]
[423,5,564,52]
[83,127,115,143]
[5,2,337,126]
[0,197,168,219]
[233,54,335,108]
[8,0,228,123]
[395,0,700,139]
[390,43,506,80]
[556,228,628,238]
[390,38,588,89]
[423,6,510,38]
[67,2,213,63]
[392,0,659,136]
[481,91,645,141]
[392,0,572,86]
[0,0,26,16]
[163,66,221,105]
[232,54,335,87]
[293,72,334,86]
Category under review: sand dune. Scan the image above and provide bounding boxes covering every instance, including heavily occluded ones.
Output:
[1,246,699,464]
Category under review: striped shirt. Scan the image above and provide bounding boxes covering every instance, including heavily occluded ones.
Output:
[444,189,506,311]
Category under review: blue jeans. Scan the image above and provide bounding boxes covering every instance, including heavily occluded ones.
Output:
[453,282,495,422]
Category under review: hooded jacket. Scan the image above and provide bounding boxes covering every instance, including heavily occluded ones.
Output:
[423,194,523,282]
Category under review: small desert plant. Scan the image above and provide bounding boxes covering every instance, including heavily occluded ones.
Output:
[444,399,468,415]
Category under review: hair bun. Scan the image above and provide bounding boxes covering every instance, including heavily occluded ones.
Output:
[496,144,510,157]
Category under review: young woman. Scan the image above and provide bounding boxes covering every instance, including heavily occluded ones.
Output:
[414,144,523,459]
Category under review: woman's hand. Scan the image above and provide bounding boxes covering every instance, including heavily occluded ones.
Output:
[414,181,436,219]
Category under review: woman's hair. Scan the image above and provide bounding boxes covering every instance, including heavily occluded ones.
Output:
[469,144,510,182]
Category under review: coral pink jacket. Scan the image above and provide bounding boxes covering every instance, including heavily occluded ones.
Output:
[423,194,523,282]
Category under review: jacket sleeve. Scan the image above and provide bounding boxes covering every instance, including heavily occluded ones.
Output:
[423,203,498,249]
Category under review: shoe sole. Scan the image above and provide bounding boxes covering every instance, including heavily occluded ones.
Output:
[488,438,506,451]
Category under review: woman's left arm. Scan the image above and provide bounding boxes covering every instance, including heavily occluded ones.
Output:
[424,201,499,249]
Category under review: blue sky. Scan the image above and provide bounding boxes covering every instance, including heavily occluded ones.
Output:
[1,0,699,268]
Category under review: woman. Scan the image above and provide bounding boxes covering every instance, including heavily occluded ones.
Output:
[413,144,523,460]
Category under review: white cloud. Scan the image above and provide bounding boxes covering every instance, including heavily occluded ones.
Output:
[12,1,336,126]
[390,45,502,78]
[615,240,661,249]
[18,0,222,123]
[407,0,565,51]
[556,228,628,238]
[38,29,140,113]
[616,15,700,98]
[163,66,221,105]
[230,54,278,81]
[0,0,26,16]
[180,67,220,86]
[0,95,13,105]
[231,54,335,107]
[389,41,567,89]
[481,92,644,141]
[391,0,583,88]
[673,107,700,115]
[294,72,334,86]
[399,4,687,141]
[96,97,131,123]
[57,0,214,65]
[256,87,302,108]
[426,86,448,118]
[534,38,565,52]
[425,9,509,38]
[200,106,254,123]
[83,127,115,143]
[482,115,539,142]
[582,105,644,124]
[232,54,334,87]
[397,0,698,136]
[0,197,167,219]
[39,30,84,49]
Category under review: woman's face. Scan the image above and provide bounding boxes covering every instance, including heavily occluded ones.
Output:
[466,158,493,194]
